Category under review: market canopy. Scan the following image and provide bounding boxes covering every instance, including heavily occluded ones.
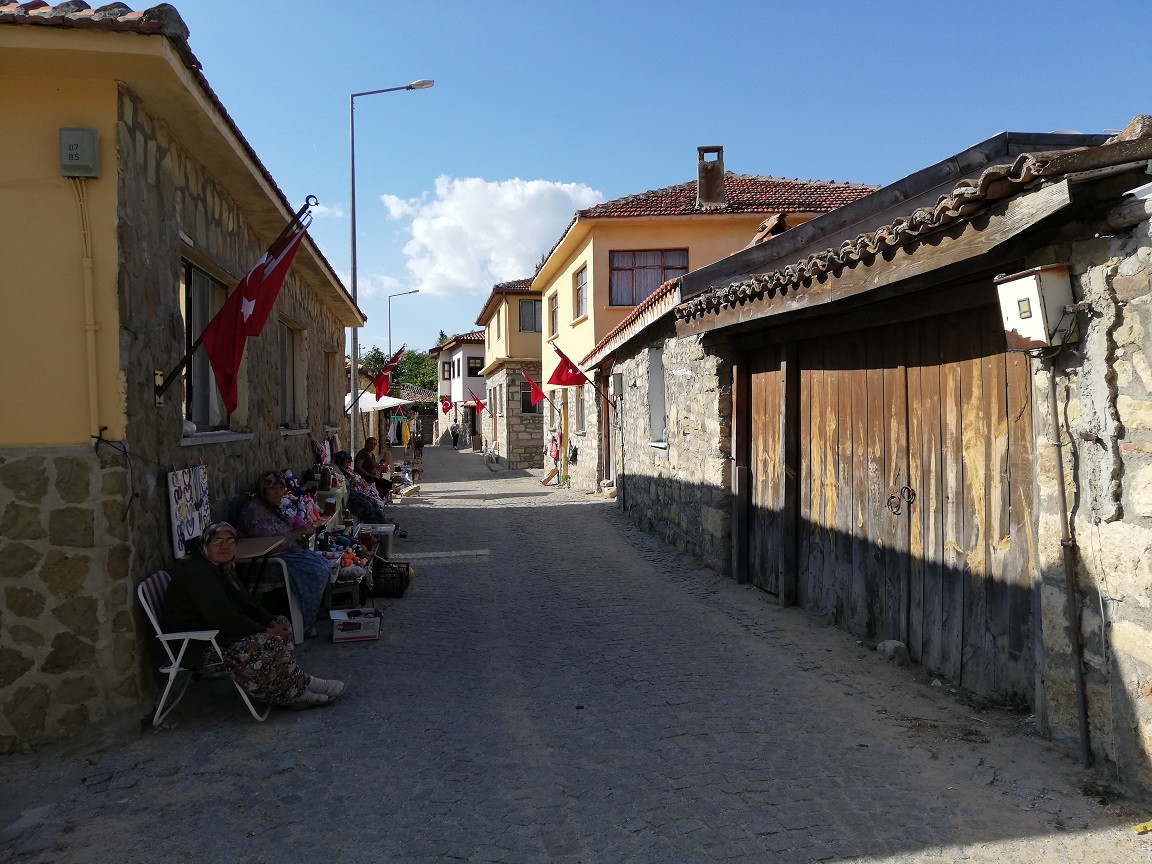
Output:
[345,392,413,413]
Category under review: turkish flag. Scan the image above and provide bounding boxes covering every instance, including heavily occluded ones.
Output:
[200,216,310,413]
[547,345,588,386]
[468,388,486,414]
[372,346,405,400]
[523,372,547,407]
[439,395,452,415]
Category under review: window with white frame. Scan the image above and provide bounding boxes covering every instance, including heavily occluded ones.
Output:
[573,266,587,320]
[442,361,450,380]
[574,383,585,432]
[519,299,542,333]
[181,261,230,430]
[548,293,558,337]
[468,356,483,377]
[647,345,667,444]
[278,319,304,427]
[495,309,501,339]
[609,249,688,306]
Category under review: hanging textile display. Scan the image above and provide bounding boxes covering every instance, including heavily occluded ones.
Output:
[167,465,211,558]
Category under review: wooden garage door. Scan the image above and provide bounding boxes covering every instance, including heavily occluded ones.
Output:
[770,305,1035,695]
[749,352,784,593]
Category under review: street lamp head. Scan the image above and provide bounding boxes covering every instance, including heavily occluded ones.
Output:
[407,79,435,90]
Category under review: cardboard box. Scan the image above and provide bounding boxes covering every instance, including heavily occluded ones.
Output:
[330,608,382,643]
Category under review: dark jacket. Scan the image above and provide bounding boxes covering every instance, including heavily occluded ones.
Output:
[163,552,275,648]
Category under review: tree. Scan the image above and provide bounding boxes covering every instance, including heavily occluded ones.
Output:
[359,345,436,391]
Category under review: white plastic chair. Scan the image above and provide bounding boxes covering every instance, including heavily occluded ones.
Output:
[137,571,271,726]
[245,558,304,645]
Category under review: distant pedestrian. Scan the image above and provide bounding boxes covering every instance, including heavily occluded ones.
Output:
[450,420,460,450]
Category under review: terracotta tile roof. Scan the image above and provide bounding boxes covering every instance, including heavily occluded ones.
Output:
[475,277,535,326]
[582,279,679,367]
[396,383,436,403]
[577,173,878,220]
[676,123,1152,324]
[428,330,485,355]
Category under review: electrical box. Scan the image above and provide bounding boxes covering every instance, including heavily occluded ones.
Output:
[994,264,1074,350]
[608,373,624,397]
[60,128,100,178]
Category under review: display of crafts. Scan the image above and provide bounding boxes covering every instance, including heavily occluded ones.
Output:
[276,469,325,528]
[313,526,374,584]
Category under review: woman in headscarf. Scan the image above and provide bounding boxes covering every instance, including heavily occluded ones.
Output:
[333,451,389,524]
[162,522,345,710]
[237,470,333,638]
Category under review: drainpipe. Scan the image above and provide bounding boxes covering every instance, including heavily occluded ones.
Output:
[1046,363,1094,768]
[71,178,101,438]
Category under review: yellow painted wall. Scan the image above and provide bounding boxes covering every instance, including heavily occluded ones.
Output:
[483,294,542,370]
[0,77,122,446]
[538,218,764,382]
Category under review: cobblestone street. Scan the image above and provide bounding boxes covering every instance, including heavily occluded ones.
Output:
[2,445,1147,863]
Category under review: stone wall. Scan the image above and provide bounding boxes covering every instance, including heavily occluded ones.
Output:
[1025,188,1152,789]
[0,85,352,754]
[611,324,734,573]
[567,377,602,491]
[487,363,545,470]
[0,450,137,752]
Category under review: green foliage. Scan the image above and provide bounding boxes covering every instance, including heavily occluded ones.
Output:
[1081,781,1125,806]
[437,329,448,345]
[956,689,1031,715]
[360,344,437,391]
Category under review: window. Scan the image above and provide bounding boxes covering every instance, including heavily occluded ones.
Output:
[549,294,558,337]
[573,266,587,319]
[495,309,501,339]
[519,299,542,333]
[609,249,689,306]
[442,361,451,380]
[648,345,667,444]
[574,384,585,432]
[278,320,304,426]
[181,261,229,429]
[520,381,542,414]
[467,356,483,377]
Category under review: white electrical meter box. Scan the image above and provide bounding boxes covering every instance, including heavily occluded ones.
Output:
[994,263,1074,350]
[60,128,99,179]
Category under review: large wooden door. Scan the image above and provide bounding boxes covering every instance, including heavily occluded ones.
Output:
[748,352,784,593]
[752,305,1036,696]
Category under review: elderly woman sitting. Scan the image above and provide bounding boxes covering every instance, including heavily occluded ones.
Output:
[163,522,345,710]
[333,451,389,524]
[237,470,333,638]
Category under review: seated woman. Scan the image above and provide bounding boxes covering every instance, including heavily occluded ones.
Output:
[237,471,333,638]
[333,451,389,524]
[163,521,345,710]
[354,436,393,503]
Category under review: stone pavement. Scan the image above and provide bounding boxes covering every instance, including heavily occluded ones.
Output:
[2,445,1148,863]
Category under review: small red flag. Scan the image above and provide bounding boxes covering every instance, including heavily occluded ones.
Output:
[523,372,547,407]
[371,346,405,400]
[547,345,588,386]
[468,388,486,414]
[201,215,310,413]
[439,395,452,415]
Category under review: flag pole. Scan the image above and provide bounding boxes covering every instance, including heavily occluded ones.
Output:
[155,196,317,402]
[549,343,615,412]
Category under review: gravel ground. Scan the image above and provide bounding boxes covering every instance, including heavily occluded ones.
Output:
[2,444,1149,863]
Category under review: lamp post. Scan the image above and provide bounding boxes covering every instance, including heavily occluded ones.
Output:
[349,78,434,457]
[388,289,420,356]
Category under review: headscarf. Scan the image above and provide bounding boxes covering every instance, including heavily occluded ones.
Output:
[198,521,242,588]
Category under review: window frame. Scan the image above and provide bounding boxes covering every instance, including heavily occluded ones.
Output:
[573,266,588,320]
[181,260,230,431]
[574,383,586,433]
[548,293,558,337]
[608,249,689,307]
[647,345,667,445]
[519,299,542,333]
[278,318,305,428]
[519,381,542,414]
[467,356,483,377]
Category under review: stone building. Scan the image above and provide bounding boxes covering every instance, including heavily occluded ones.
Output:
[532,146,877,494]
[592,119,1152,791]
[429,331,486,449]
[0,4,360,751]
[474,279,545,469]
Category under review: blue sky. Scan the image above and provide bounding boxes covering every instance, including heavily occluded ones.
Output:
[176,1,1152,356]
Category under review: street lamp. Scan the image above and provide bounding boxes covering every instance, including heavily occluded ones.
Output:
[348,78,434,455]
[388,289,420,356]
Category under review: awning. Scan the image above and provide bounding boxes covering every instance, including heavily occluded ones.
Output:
[344,392,413,414]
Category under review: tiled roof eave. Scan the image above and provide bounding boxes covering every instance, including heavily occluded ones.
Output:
[673,133,1152,325]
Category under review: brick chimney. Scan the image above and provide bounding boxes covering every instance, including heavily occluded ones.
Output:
[695,146,726,211]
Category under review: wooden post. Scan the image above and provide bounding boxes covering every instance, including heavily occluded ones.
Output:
[560,391,569,485]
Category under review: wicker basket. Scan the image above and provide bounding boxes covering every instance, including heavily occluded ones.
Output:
[371,557,412,598]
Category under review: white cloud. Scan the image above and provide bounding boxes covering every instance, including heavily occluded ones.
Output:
[379,176,604,296]
[310,203,345,219]
[332,268,399,300]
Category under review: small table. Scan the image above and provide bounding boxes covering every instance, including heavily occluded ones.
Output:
[234,536,287,562]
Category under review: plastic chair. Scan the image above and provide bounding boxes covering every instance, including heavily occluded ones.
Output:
[137,571,271,726]
[242,557,304,645]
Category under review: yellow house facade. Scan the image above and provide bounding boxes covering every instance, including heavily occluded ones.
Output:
[0,4,361,751]
[475,279,545,469]
[534,146,877,491]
